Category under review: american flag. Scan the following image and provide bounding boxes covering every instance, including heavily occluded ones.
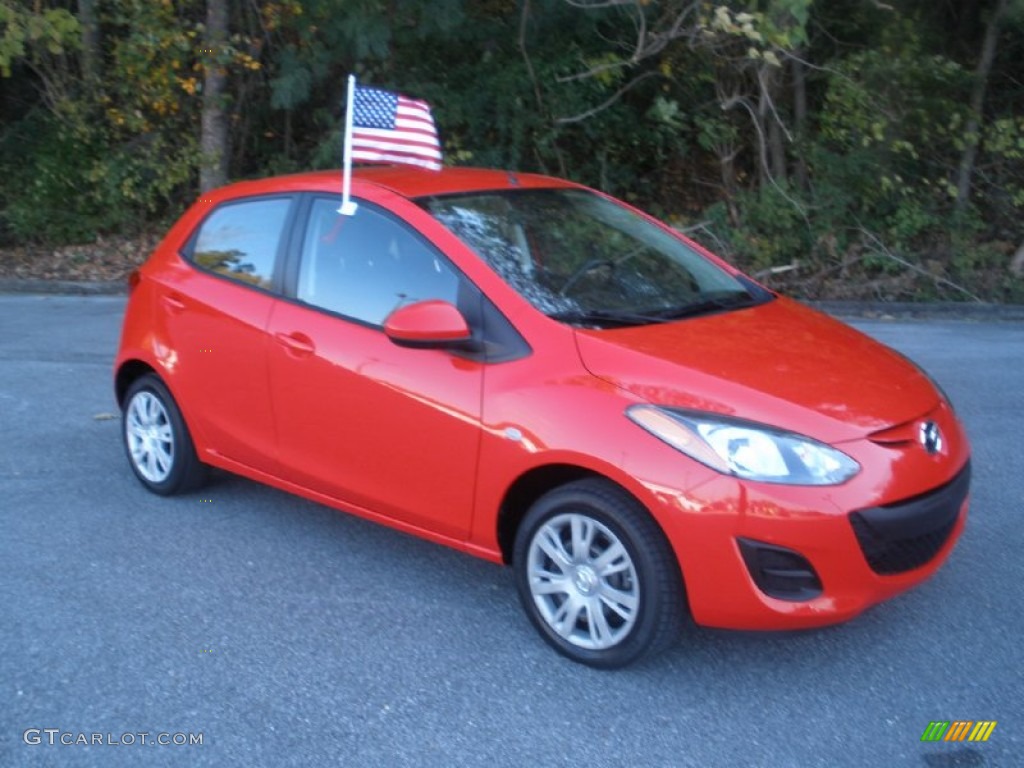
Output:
[350,85,442,171]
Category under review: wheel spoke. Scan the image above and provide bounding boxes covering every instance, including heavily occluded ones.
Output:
[145,447,158,478]
[594,540,630,576]
[154,442,173,474]
[530,568,571,595]
[599,585,638,620]
[551,597,584,639]
[126,408,143,430]
[536,527,572,568]
[570,514,595,560]
[585,599,613,647]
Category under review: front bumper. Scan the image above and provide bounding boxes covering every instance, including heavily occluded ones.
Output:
[663,475,968,631]
[639,403,971,631]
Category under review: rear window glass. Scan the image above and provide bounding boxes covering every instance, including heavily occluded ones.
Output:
[190,197,291,289]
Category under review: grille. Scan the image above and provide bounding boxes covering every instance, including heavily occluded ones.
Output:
[850,462,970,575]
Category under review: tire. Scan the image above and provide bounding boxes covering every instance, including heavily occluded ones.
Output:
[513,478,685,668]
[122,373,207,495]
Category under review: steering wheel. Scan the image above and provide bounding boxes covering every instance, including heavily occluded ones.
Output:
[558,257,615,297]
[558,244,647,297]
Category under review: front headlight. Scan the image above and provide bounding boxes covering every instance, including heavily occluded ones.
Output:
[626,405,860,485]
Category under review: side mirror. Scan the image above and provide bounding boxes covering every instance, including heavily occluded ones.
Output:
[383,300,473,349]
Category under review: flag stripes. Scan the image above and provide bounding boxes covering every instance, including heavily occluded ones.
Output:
[350,86,442,170]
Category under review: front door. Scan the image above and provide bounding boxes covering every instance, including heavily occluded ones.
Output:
[266,197,484,539]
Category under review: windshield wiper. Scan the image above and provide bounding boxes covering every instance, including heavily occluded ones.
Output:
[551,291,765,328]
[548,308,673,328]
[653,292,761,320]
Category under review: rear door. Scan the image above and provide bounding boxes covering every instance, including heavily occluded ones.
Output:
[155,194,296,474]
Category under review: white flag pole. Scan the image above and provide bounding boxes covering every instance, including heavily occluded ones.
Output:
[338,74,358,216]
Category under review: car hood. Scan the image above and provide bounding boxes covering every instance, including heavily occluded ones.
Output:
[573,296,938,443]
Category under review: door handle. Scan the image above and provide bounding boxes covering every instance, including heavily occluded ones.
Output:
[162,293,186,312]
[274,331,316,356]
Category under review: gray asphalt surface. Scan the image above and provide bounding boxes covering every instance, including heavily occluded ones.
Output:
[1,294,1021,767]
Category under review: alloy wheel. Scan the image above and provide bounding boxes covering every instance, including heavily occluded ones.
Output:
[125,390,175,483]
[526,512,640,651]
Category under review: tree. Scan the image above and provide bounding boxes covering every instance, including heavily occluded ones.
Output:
[78,0,99,84]
[954,0,1010,213]
[200,0,230,192]
[0,1,78,78]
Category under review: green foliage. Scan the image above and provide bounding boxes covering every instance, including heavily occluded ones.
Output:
[0,1,79,77]
[0,0,1022,302]
[819,44,971,206]
[0,111,105,243]
[703,184,810,274]
[0,105,200,244]
[0,0,209,242]
[700,0,811,59]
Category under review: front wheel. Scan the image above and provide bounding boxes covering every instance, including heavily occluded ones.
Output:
[513,479,685,668]
[122,373,207,495]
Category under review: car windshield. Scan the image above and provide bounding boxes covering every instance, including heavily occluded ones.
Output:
[421,188,767,328]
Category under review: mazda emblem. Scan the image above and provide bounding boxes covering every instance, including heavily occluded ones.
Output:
[919,421,943,454]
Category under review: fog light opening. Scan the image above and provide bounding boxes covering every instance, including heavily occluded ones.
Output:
[737,538,823,601]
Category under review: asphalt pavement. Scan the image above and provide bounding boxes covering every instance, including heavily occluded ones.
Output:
[1,294,1021,767]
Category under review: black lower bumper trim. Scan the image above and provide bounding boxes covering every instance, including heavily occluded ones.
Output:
[737,538,823,601]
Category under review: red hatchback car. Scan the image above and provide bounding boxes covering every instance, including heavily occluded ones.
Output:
[115,166,970,667]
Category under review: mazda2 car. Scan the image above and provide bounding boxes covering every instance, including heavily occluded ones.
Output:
[115,167,970,667]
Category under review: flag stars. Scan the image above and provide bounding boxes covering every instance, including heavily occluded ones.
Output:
[353,88,399,130]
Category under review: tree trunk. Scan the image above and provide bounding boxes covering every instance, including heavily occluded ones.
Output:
[1010,241,1024,276]
[767,114,787,186]
[954,0,1008,213]
[200,0,230,192]
[78,0,100,84]
[757,65,787,191]
[719,145,740,225]
[792,55,808,192]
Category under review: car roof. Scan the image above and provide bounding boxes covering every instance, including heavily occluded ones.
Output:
[213,166,579,202]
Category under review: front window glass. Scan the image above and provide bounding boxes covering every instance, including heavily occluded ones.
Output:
[422,189,765,327]
[297,198,461,326]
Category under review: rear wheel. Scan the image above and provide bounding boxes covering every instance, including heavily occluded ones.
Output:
[122,374,206,495]
[513,479,685,668]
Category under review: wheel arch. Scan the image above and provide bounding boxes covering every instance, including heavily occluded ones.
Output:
[495,462,682,580]
[115,359,158,407]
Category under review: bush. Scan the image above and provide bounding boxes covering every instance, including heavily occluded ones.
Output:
[0,107,198,245]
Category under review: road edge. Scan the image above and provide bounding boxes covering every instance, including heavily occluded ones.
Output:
[2,279,1024,320]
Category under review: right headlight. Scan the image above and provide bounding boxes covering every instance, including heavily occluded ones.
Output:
[626,405,860,486]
